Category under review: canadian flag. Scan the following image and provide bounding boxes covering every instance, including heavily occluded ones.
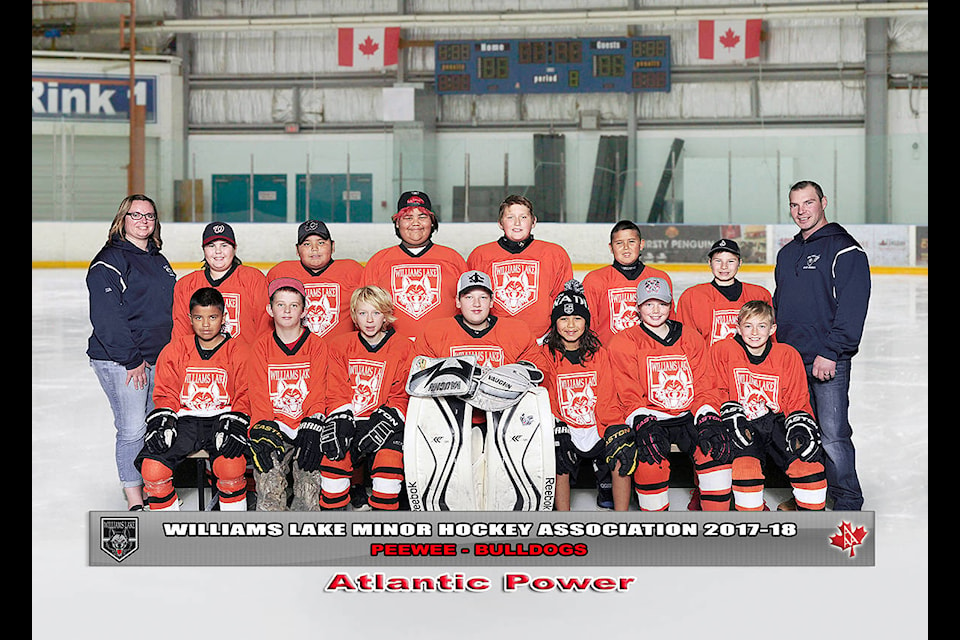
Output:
[337,27,400,69]
[698,20,762,61]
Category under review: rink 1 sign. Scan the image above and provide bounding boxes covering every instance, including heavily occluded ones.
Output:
[32,73,157,123]
[89,511,874,567]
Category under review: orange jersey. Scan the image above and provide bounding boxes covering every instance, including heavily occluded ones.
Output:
[582,263,676,346]
[415,315,547,372]
[710,336,812,421]
[153,334,250,418]
[360,242,467,340]
[539,344,616,451]
[247,328,333,438]
[326,328,417,419]
[266,259,363,339]
[173,265,270,348]
[677,280,773,346]
[601,321,719,426]
[466,239,573,341]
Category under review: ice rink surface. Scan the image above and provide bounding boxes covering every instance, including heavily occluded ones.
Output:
[32,268,927,639]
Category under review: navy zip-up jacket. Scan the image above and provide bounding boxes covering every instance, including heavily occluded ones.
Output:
[773,222,871,366]
[86,234,177,369]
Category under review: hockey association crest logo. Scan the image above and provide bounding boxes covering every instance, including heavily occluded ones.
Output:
[303,283,340,336]
[492,260,540,315]
[607,288,640,333]
[392,265,441,319]
[100,516,139,563]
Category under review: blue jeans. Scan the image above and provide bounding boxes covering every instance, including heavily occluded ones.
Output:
[806,359,864,510]
[90,359,155,488]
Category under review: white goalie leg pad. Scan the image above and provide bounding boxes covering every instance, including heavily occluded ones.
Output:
[483,388,556,511]
[404,395,477,511]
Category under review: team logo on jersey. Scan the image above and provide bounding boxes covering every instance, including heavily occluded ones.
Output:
[710,309,740,344]
[492,260,540,315]
[349,358,386,416]
[607,287,640,333]
[646,355,694,411]
[392,265,441,319]
[733,368,780,419]
[268,363,311,421]
[450,345,504,368]
[303,282,340,336]
[100,516,139,563]
[221,292,241,337]
[556,372,598,427]
[180,367,231,413]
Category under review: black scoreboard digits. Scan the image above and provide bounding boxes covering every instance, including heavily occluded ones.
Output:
[435,36,671,95]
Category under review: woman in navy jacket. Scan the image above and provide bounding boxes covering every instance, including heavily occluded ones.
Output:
[87,194,177,510]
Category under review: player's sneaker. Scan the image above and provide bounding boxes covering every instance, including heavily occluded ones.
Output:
[350,485,371,511]
[596,486,614,510]
[687,488,702,510]
[777,497,797,511]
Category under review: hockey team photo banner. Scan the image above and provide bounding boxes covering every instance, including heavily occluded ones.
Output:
[91,510,874,567]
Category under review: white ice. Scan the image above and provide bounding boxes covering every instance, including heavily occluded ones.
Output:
[32,268,927,639]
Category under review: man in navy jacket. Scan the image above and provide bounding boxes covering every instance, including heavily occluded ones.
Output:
[773,180,870,511]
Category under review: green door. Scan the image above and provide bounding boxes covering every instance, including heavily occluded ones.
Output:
[212,174,288,222]
[296,173,372,222]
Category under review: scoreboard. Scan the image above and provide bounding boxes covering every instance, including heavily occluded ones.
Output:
[435,36,671,95]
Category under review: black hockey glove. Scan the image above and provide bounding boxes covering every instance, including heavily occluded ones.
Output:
[604,424,639,477]
[355,405,404,458]
[295,413,325,472]
[553,421,579,476]
[215,411,250,459]
[249,420,286,473]
[633,414,669,465]
[696,411,732,464]
[721,401,752,450]
[320,409,356,462]
[785,411,822,462]
[144,408,178,455]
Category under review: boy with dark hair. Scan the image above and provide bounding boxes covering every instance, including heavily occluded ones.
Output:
[246,278,334,511]
[361,191,467,341]
[266,220,364,339]
[583,220,675,345]
[711,300,827,510]
[137,287,252,511]
[466,194,574,342]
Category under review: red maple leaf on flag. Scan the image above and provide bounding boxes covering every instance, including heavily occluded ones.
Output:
[829,521,868,558]
[358,36,379,57]
[719,28,741,50]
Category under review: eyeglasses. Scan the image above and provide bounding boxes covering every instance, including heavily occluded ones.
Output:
[126,211,157,220]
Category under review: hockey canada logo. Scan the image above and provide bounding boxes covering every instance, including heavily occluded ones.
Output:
[829,521,869,558]
[303,283,340,336]
[647,355,694,411]
[392,265,441,320]
[607,288,640,333]
[492,260,540,315]
[100,516,139,563]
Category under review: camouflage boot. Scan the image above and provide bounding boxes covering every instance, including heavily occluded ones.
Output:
[290,464,323,511]
[254,459,289,511]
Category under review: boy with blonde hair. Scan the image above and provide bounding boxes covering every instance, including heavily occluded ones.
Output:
[710,300,827,511]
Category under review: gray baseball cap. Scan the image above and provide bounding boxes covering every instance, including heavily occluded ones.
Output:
[457,270,493,296]
[637,277,672,304]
